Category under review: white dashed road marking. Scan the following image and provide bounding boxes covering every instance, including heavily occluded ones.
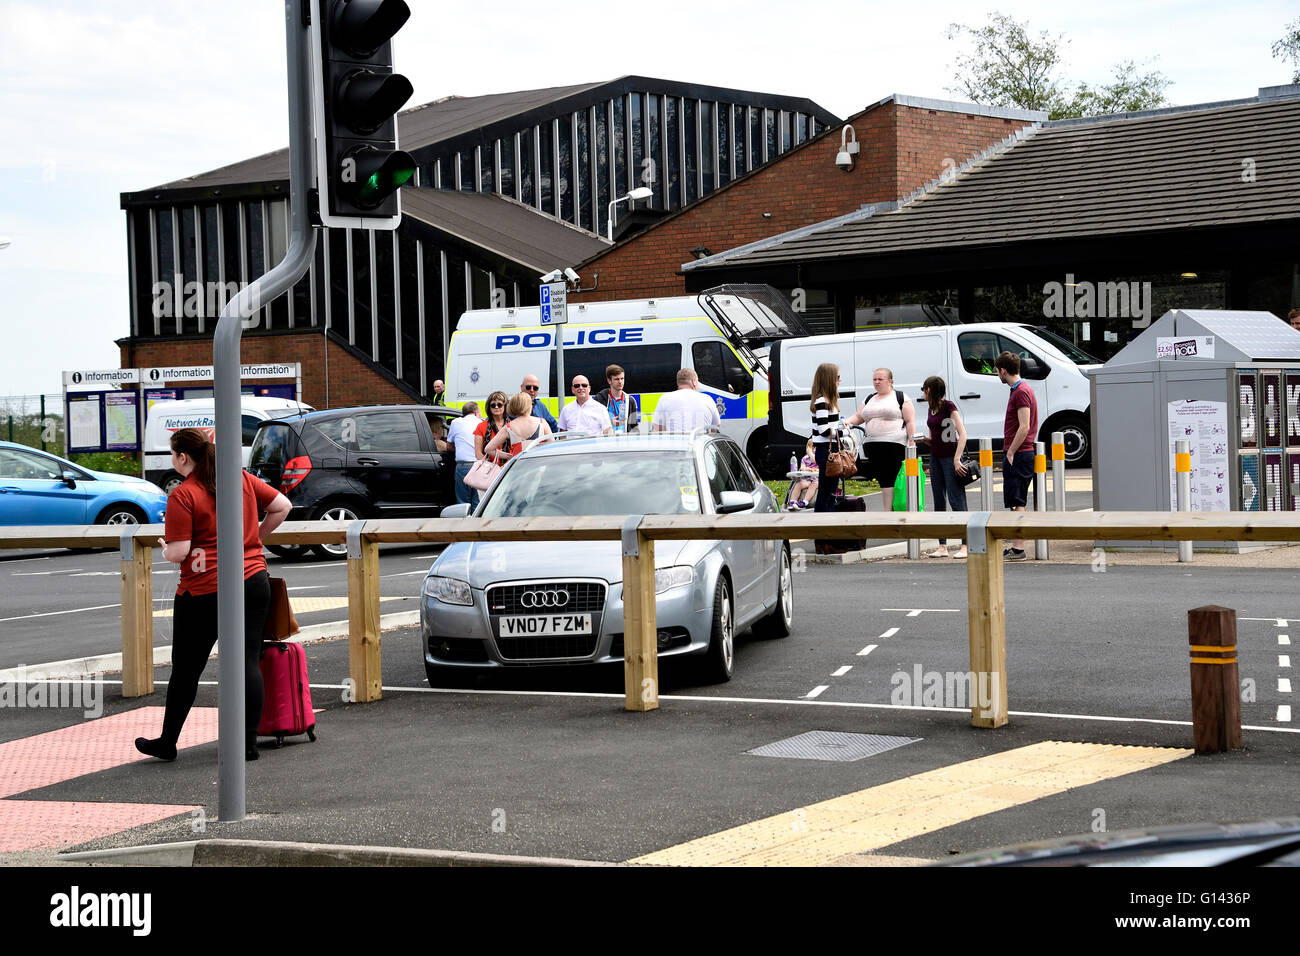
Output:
[832,665,852,677]
[857,644,878,657]
[879,627,899,640]
[1281,678,1293,693]
[1279,705,1293,723]
[805,685,829,699]
[1281,635,1292,646]
[1282,656,1292,669]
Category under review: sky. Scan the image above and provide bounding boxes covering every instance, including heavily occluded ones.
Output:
[0,0,1296,397]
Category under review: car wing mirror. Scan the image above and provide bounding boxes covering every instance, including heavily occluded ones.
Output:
[60,470,78,488]
[440,503,472,519]
[716,490,754,514]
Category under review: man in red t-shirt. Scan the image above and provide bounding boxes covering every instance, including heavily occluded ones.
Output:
[997,351,1039,560]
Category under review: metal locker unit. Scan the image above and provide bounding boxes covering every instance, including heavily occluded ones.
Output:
[1090,309,1300,552]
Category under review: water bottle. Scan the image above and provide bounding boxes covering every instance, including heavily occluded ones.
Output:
[789,454,798,474]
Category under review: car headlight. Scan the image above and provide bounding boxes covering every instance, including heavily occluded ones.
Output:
[654,566,694,594]
[423,575,473,606]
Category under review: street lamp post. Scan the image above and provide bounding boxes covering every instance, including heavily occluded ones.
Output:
[606,187,653,242]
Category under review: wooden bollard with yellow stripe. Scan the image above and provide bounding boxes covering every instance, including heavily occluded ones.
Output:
[1188,605,1242,754]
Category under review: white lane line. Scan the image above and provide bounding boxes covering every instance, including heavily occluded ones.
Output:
[882,608,959,615]
[0,556,52,564]
[287,585,328,592]
[857,644,878,657]
[1281,635,1292,646]
[364,684,1300,734]
[832,665,852,677]
[381,570,430,578]
[1282,656,1292,668]
[879,627,899,640]
[12,569,83,576]
[1279,705,1293,723]
[1241,618,1291,624]
[0,603,122,623]
[69,572,120,577]
[1279,678,1292,693]
[804,685,829,699]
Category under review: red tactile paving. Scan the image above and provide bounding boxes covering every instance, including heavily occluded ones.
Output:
[0,800,199,852]
[0,706,219,798]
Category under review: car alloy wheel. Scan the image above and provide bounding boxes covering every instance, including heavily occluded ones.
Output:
[701,575,734,683]
[756,547,793,638]
[99,506,143,526]
[311,503,361,558]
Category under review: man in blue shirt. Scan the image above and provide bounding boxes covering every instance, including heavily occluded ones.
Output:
[520,373,557,430]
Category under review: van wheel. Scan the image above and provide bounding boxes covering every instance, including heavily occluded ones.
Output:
[161,472,184,495]
[1052,416,1091,467]
[747,429,781,479]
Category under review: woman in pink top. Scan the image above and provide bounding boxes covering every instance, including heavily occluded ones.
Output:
[842,367,917,510]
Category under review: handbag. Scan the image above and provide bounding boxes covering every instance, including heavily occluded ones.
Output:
[958,453,981,486]
[825,432,857,479]
[464,452,502,491]
[263,576,300,641]
[892,460,927,511]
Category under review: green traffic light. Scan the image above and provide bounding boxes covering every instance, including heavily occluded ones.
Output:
[349,148,416,209]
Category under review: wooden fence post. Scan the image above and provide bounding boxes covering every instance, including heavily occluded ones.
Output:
[120,531,154,698]
[1188,606,1242,754]
[965,513,1007,728]
[621,518,658,712]
[346,522,382,702]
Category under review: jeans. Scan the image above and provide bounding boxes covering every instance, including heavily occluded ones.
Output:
[813,442,839,512]
[454,461,480,510]
[929,454,969,545]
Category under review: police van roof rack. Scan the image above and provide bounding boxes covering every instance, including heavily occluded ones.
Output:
[698,284,811,376]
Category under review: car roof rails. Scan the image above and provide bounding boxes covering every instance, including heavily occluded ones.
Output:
[531,430,597,445]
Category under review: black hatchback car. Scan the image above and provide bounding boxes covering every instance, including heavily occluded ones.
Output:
[248,404,458,559]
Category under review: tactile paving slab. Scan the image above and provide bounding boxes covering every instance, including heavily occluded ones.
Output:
[0,799,199,852]
[0,706,219,798]
[746,730,921,762]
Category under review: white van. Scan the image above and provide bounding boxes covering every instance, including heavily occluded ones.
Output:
[769,323,1099,469]
[446,285,809,473]
[143,396,314,493]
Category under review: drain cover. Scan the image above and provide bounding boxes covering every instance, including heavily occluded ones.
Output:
[747,730,920,762]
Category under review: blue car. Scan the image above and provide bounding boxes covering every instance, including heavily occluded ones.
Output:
[0,441,167,527]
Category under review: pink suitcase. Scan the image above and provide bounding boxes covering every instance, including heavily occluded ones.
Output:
[258,641,317,747]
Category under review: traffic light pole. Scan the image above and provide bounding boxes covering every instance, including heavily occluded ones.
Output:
[213,0,318,822]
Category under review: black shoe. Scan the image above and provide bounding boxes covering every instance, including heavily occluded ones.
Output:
[245,746,260,761]
[1003,548,1027,561]
[135,737,177,762]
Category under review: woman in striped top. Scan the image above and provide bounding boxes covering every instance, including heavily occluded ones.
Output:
[809,362,844,513]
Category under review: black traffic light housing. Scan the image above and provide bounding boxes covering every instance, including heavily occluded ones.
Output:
[310,0,415,229]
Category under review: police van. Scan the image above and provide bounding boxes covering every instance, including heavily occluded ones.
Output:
[446,285,809,473]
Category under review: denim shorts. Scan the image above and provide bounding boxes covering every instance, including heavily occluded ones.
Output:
[1003,449,1036,508]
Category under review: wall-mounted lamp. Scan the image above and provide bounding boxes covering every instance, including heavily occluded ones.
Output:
[835,125,859,171]
[1179,272,1199,280]
[690,246,712,260]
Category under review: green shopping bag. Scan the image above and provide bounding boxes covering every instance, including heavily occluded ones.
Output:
[892,460,925,512]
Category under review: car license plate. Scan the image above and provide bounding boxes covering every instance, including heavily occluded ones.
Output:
[499,614,593,636]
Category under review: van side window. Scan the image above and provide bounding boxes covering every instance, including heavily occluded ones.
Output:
[959,332,1000,375]
[693,342,753,396]
[997,335,1049,380]
[548,344,682,394]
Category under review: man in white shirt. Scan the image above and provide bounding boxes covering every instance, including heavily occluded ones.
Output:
[446,402,483,507]
[556,376,613,435]
[650,369,722,433]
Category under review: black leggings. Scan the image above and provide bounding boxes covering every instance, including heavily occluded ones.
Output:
[160,571,271,748]
[813,442,840,512]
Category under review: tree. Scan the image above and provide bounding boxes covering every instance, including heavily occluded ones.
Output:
[947,13,1172,120]
[1274,18,1300,83]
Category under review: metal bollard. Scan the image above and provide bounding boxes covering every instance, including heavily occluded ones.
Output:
[978,438,993,511]
[1051,430,1065,513]
[1176,438,1193,563]
[1034,441,1048,560]
[905,443,920,560]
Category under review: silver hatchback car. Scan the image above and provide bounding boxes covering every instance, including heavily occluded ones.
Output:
[421,432,794,685]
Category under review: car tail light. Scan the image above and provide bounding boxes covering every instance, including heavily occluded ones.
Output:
[768,389,775,414]
[280,456,312,493]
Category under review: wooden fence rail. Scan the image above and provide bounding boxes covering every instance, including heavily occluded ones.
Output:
[4,511,1299,726]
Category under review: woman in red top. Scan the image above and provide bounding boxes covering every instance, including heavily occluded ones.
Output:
[135,428,291,763]
[474,390,512,462]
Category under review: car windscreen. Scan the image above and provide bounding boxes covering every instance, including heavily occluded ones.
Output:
[479,450,702,517]
[249,423,298,472]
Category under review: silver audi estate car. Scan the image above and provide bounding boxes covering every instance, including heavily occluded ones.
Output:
[421,432,793,685]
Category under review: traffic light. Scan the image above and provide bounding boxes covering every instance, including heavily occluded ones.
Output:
[310,0,416,229]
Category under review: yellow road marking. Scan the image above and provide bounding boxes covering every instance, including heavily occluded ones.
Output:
[629,740,1188,867]
[153,596,406,618]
